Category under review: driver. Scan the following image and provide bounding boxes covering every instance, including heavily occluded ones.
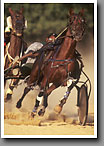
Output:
[46,33,57,43]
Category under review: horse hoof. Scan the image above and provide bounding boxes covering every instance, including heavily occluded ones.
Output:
[38,108,45,116]
[16,101,21,109]
[31,112,37,118]
[54,105,62,114]
[4,98,9,102]
[4,94,12,102]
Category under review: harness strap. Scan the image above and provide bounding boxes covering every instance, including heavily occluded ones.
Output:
[7,48,14,61]
[4,43,13,66]
[4,42,14,61]
[49,58,73,62]
[50,58,73,68]
[4,42,22,68]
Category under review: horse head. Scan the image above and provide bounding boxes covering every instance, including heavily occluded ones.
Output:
[8,7,26,36]
[68,8,86,41]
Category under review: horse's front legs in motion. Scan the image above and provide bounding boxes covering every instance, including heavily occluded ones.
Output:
[32,79,79,117]
[5,79,19,102]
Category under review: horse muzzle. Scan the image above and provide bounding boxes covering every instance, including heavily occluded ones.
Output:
[16,33,23,36]
[15,30,23,36]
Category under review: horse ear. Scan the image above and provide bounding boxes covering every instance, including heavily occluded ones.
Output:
[79,8,84,16]
[9,8,14,16]
[20,7,24,14]
[69,8,74,15]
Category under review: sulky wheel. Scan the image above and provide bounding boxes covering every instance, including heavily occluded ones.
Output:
[77,84,88,126]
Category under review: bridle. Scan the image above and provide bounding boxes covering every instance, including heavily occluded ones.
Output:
[11,14,25,36]
[68,14,86,41]
[54,14,86,42]
[14,19,25,31]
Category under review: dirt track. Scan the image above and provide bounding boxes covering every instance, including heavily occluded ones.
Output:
[4,110,94,135]
[4,116,94,135]
[4,82,94,136]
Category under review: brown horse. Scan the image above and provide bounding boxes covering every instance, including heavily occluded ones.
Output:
[4,8,27,101]
[16,9,86,116]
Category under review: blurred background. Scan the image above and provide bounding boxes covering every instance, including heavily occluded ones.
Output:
[4,3,94,45]
[4,3,94,116]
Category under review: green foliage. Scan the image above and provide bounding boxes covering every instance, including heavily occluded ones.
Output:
[4,3,94,43]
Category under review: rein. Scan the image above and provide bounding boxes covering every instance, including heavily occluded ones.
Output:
[58,35,73,40]
[55,26,68,40]
[54,26,73,41]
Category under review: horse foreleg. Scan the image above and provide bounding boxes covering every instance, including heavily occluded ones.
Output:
[16,86,31,109]
[5,79,19,102]
[38,84,58,116]
[54,80,76,114]
[31,90,44,117]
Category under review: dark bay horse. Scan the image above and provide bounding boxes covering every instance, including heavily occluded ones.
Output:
[4,8,27,101]
[16,9,86,116]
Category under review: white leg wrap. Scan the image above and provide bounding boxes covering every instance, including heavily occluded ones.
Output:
[67,79,73,87]
[6,88,13,95]
[37,96,43,105]
[60,80,72,101]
